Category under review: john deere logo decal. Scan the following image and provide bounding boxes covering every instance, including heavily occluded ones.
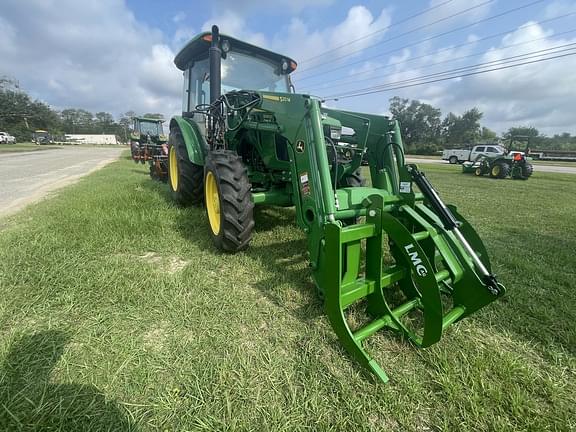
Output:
[296,140,305,153]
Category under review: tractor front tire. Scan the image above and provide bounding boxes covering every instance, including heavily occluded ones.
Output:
[168,129,203,206]
[340,169,366,226]
[341,169,366,188]
[474,167,483,176]
[490,162,510,179]
[204,151,254,252]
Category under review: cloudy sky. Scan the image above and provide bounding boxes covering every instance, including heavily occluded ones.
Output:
[1,0,575,134]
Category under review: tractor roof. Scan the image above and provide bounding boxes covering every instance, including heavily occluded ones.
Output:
[134,117,164,123]
[174,31,297,73]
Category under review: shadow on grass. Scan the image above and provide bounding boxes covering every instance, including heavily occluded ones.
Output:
[0,331,136,431]
[169,199,324,323]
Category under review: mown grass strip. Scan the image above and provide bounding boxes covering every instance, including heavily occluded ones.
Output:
[0,156,574,431]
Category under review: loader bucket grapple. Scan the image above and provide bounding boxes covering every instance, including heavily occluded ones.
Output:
[167,26,505,383]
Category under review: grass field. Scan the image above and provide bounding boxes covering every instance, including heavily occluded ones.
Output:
[0,156,574,431]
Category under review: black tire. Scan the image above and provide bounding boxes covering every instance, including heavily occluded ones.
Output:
[490,162,510,179]
[449,156,458,164]
[149,163,157,180]
[204,151,254,252]
[340,169,366,226]
[341,169,366,188]
[168,128,203,206]
[474,167,483,176]
[521,163,533,179]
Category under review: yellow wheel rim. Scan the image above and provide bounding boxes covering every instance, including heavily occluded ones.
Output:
[169,146,179,191]
[475,168,482,176]
[205,171,221,235]
[491,165,501,176]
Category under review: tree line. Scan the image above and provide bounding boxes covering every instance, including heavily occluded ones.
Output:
[1,78,574,151]
[390,96,576,154]
[0,78,162,142]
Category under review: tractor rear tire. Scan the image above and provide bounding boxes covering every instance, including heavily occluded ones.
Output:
[168,129,203,206]
[521,163,533,179]
[490,162,510,179]
[204,150,254,252]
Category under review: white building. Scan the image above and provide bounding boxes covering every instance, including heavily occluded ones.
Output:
[65,134,118,145]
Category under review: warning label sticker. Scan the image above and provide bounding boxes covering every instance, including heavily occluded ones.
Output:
[400,181,411,193]
[300,172,310,195]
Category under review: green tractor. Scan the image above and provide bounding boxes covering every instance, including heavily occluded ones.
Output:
[167,26,505,383]
[130,117,169,181]
[463,135,534,180]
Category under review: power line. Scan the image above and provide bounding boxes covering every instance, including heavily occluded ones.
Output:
[300,13,576,90]
[326,43,576,98]
[301,25,576,93]
[295,0,495,74]
[299,0,455,64]
[295,0,546,81]
[321,52,576,100]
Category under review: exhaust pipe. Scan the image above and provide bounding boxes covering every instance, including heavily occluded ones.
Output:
[209,25,221,103]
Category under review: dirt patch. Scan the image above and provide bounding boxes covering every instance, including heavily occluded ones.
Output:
[136,252,189,274]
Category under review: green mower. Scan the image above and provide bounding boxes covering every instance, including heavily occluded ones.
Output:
[130,117,169,181]
[167,26,505,383]
[462,135,534,180]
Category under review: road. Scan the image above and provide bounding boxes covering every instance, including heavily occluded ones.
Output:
[0,147,123,217]
[405,157,576,174]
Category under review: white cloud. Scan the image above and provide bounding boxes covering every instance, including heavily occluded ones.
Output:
[417,0,494,29]
[173,11,186,23]
[0,0,181,118]
[201,11,267,47]
[544,0,576,19]
[404,23,576,134]
[210,0,334,13]
[275,6,393,71]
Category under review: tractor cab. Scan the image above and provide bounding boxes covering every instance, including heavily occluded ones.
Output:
[174,31,297,114]
[131,117,167,145]
[506,135,531,159]
[33,130,52,145]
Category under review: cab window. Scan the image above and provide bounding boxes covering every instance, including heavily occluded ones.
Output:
[475,146,485,152]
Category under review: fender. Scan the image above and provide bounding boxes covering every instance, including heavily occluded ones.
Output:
[169,116,207,166]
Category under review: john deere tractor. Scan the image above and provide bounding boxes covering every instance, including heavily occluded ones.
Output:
[167,26,505,383]
[463,135,534,180]
[130,117,169,181]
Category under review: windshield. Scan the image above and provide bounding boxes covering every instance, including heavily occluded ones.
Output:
[138,121,163,136]
[221,51,289,93]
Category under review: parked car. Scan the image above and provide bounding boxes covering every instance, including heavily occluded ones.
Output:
[0,132,16,144]
[442,144,505,164]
